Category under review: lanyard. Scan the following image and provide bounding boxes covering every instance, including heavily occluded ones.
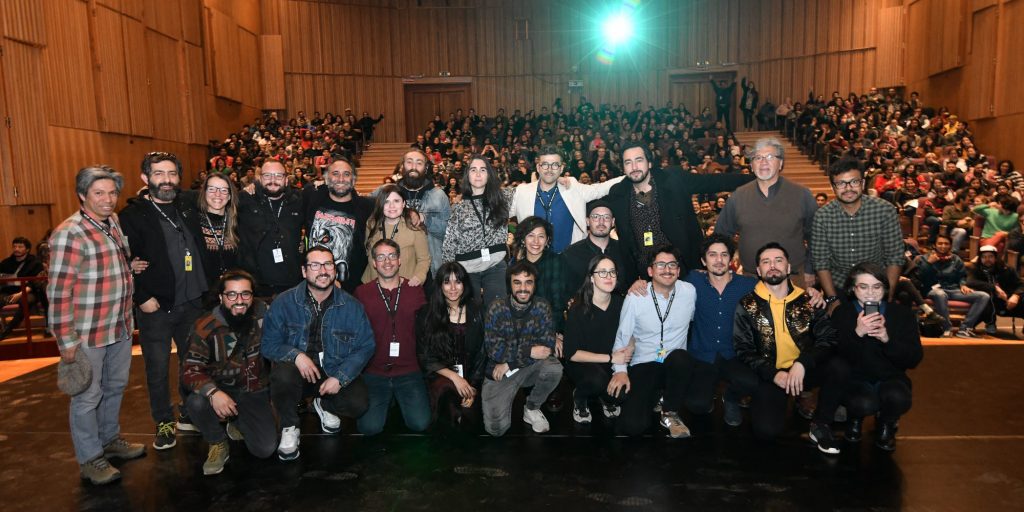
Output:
[381,221,400,241]
[266,196,283,219]
[149,199,182,233]
[204,213,227,249]
[536,186,559,221]
[650,283,676,350]
[81,210,130,264]
[376,280,403,341]
[469,197,492,238]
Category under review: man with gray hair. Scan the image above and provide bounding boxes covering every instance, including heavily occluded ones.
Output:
[49,166,144,484]
[715,137,819,288]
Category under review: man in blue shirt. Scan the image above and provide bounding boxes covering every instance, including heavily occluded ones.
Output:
[683,234,759,426]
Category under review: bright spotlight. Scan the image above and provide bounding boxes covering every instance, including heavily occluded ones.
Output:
[602,12,635,46]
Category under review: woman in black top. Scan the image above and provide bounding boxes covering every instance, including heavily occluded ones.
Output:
[833,262,923,451]
[416,262,485,427]
[180,173,240,305]
[563,255,632,424]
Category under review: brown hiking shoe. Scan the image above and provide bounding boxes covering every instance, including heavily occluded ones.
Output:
[80,456,121,485]
[103,437,146,460]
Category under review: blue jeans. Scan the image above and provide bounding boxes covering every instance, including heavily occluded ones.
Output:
[69,339,132,463]
[137,301,204,424]
[469,260,507,311]
[928,287,990,330]
[357,371,431,435]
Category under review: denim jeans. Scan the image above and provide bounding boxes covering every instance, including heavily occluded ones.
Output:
[356,371,431,435]
[269,359,369,428]
[69,339,132,463]
[927,287,990,330]
[185,388,276,459]
[481,356,563,437]
[469,260,508,311]
[137,301,204,424]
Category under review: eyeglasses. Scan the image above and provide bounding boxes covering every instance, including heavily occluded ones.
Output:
[652,261,680,270]
[592,270,617,278]
[538,162,563,171]
[588,213,612,221]
[221,291,253,300]
[206,186,230,195]
[374,253,400,262]
[305,261,335,271]
[832,178,863,189]
[751,154,781,163]
[262,172,287,181]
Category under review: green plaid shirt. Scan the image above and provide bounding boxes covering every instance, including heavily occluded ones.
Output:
[811,195,905,288]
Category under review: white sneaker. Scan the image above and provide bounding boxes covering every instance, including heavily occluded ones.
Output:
[313,398,341,434]
[277,426,300,461]
[522,406,550,433]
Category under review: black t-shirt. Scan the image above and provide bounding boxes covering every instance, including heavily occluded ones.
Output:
[563,294,624,360]
[304,187,372,292]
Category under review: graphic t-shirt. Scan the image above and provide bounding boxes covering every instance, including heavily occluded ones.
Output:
[305,187,372,292]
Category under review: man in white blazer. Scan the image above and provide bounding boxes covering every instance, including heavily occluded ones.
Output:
[510,145,624,253]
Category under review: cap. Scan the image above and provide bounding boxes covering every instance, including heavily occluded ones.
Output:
[587,198,612,215]
[978,245,998,254]
[57,347,93,396]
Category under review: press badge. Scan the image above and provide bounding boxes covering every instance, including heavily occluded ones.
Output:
[480,248,491,262]
[184,251,193,272]
[655,348,667,363]
[389,342,400,357]
[505,368,519,378]
[272,248,284,263]
[453,364,464,378]
[643,231,654,247]
[318,351,325,366]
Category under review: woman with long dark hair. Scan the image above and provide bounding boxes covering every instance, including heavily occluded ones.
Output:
[362,183,430,285]
[563,256,630,424]
[833,262,923,451]
[511,216,571,334]
[441,155,513,307]
[415,262,485,426]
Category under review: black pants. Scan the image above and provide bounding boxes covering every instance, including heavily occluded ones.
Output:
[684,355,759,415]
[270,359,369,428]
[427,375,481,426]
[844,375,912,424]
[742,109,754,129]
[137,301,204,424]
[564,361,624,407]
[185,388,276,459]
[894,280,926,308]
[616,350,699,436]
[750,356,850,440]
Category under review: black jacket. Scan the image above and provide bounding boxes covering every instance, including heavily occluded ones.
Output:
[236,185,305,294]
[604,167,752,277]
[966,262,1024,310]
[733,285,837,381]
[119,191,201,308]
[832,301,923,382]
[415,302,486,385]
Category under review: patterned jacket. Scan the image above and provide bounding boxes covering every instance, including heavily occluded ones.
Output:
[182,301,269,396]
[733,283,837,381]
[47,211,134,350]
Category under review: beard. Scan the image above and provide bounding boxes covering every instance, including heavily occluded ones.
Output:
[220,304,255,332]
[762,272,787,285]
[402,171,428,189]
[149,182,179,202]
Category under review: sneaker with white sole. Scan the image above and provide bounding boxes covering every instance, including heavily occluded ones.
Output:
[522,406,550,433]
[659,412,691,438]
[225,422,244,441]
[601,401,621,418]
[955,327,977,338]
[153,421,177,450]
[313,398,341,434]
[809,422,841,455]
[572,402,592,424]
[176,412,199,433]
[277,426,300,461]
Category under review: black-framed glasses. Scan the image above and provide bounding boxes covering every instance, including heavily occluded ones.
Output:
[832,178,863,189]
[221,291,253,300]
[652,261,680,270]
[592,270,618,278]
[305,261,336,271]
[374,253,400,262]
[538,162,563,171]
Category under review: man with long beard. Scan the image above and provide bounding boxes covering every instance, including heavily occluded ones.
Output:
[181,270,276,475]
[121,151,208,450]
[305,157,374,292]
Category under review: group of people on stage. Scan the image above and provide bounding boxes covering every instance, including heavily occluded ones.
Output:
[48,138,922,485]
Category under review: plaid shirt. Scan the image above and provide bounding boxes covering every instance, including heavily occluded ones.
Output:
[47,211,134,351]
[811,195,905,288]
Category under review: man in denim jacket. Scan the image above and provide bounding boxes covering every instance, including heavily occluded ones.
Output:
[261,245,375,461]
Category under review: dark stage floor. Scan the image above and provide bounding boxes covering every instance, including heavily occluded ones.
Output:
[2,345,1023,511]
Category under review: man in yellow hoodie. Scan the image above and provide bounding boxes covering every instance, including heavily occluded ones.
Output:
[733,242,850,454]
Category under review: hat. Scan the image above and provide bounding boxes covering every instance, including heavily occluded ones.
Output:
[979,245,998,254]
[586,198,612,215]
[57,347,93,396]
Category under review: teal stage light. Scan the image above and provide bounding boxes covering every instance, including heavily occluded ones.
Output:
[601,11,635,46]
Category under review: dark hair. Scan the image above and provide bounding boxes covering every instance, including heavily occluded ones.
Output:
[218,269,255,294]
[305,244,335,262]
[460,154,509,229]
[141,151,182,177]
[506,260,538,288]
[365,184,420,250]
[650,244,680,265]
[935,233,952,244]
[754,241,789,264]
[828,156,865,180]
[700,233,735,261]
[371,238,401,258]
[815,192,828,201]
[621,141,654,166]
[11,236,31,250]
[513,216,553,261]
[843,261,889,300]
[999,195,1020,212]
[569,255,617,317]
[327,156,357,176]
[402,148,433,173]
[537,145,562,162]
[420,262,477,365]
[998,159,1015,174]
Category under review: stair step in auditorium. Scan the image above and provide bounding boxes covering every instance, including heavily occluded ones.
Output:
[355,143,410,195]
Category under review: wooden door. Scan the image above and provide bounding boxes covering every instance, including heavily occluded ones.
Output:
[403,83,470,141]
[669,71,736,133]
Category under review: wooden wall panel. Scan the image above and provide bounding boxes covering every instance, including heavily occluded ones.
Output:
[995,0,1024,116]
[1,0,47,46]
[1,42,52,204]
[209,7,242,101]
[238,28,261,106]
[146,30,188,142]
[145,0,184,39]
[182,0,204,45]
[963,6,997,120]
[183,44,208,144]
[260,35,286,109]
[42,0,99,131]
[93,5,132,134]
[122,17,154,137]
[875,5,904,87]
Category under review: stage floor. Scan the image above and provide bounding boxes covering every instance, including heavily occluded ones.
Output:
[1,344,1022,511]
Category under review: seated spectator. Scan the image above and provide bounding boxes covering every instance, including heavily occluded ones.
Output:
[966,245,1024,333]
[973,195,1020,252]
[0,236,46,339]
[914,234,990,337]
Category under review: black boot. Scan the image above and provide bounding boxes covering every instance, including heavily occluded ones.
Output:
[876,422,897,451]
[846,418,863,443]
